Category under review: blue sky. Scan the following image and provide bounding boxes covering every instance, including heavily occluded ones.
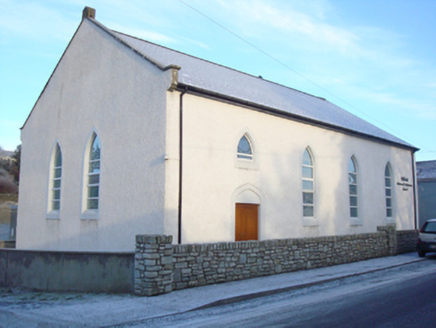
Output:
[1,0,435,161]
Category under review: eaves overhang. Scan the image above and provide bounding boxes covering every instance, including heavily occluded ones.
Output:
[21,9,419,155]
[175,83,420,153]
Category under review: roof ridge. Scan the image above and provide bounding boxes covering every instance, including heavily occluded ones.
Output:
[88,18,180,72]
[110,29,416,150]
[112,30,327,102]
[44,13,414,151]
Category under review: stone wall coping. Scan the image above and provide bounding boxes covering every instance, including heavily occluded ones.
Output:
[134,226,418,297]
[172,232,385,253]
[136,235,173,244]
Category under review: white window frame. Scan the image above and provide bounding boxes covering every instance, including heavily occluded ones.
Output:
[349,156,362,225]
[237,134,253,161]
[235,132,258,170]
[302,147,318,227]
[302,148,314,218]
[385,163,393,221]
[81,132,101,219]
[47,142,62,219]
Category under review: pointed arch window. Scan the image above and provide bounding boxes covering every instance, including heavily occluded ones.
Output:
[302,148,314,217]
[349,157,358,218]
[385,164,393,218]
[87,133,101,210]
[49,143,62,212]
[237,135,253,161]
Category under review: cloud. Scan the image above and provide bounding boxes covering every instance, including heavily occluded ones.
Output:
[213,0,357,52]
[207,0,416,73]
[199,0,436,120]
[180,37,210,50]
[342,85,436,121]
[108,23,175,44]
[0,1,78,43]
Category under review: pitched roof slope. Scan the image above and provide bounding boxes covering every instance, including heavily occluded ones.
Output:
[417,161,436,181]
[93,18,416,150]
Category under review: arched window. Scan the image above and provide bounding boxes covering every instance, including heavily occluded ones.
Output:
[385,163,393,218]
[51,143,62,212]
[237,135,253,160]
[302,148,314,217]
[349,157,358,218]
[87,133,101,210]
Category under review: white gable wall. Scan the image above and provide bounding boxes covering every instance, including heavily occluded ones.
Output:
[17,18,416,251]
[178,93,415,243]
[17,19,173,251]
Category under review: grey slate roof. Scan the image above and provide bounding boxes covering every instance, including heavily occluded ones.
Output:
[417,161,436,181]
[93,18,416,150]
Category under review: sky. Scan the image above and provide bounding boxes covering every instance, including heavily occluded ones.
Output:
[1,0,435,161]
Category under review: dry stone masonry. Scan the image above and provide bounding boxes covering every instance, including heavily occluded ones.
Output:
[134,235,173,296]
[134,226,417,296]
[396,229,419,254]
[171,233,388,291]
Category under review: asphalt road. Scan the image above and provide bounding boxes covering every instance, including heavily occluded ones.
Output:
[265,267,436,327]
[134,260,436,327]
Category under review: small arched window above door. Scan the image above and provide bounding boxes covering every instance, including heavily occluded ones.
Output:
[237,135,253,161]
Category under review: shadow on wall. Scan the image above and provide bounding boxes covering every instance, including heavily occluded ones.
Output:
[0,248,134,293]
[19,207,170,252]
[18,131,415,250]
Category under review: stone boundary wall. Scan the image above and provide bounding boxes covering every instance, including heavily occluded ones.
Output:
[135,235,173,296]
[0,249,134,293]
[170,232,388,291]
[377,225,397,255]
[396,229,418,254]
[135,226,419,296]
[1,227,417,295]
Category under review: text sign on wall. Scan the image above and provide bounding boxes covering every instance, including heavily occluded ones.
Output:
[396,177,413,191]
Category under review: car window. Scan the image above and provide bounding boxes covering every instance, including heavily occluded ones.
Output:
[423,222,436,233]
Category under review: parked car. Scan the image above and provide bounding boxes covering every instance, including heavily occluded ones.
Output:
[417,218,436,257]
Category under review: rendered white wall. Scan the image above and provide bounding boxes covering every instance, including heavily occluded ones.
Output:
[179,93,415,244]
[163,91,182,240]
[18,20,173,251]
[17,19,415,251]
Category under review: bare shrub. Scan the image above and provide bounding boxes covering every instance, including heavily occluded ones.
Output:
[0,169,17,193]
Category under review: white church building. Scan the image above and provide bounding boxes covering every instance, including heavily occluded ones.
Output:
[17,7,418,251]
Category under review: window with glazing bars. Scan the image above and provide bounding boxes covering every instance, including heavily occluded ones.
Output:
[51,144,62,211]
[237,135,253,160]
[349,157,358,218]
[385,164,392,217]
[87,133,100,210]
[302,148,314,217]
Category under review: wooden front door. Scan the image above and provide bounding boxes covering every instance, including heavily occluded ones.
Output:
[235,203,259,241]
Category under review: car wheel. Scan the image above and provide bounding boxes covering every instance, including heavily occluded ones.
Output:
[418,250,426,258]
